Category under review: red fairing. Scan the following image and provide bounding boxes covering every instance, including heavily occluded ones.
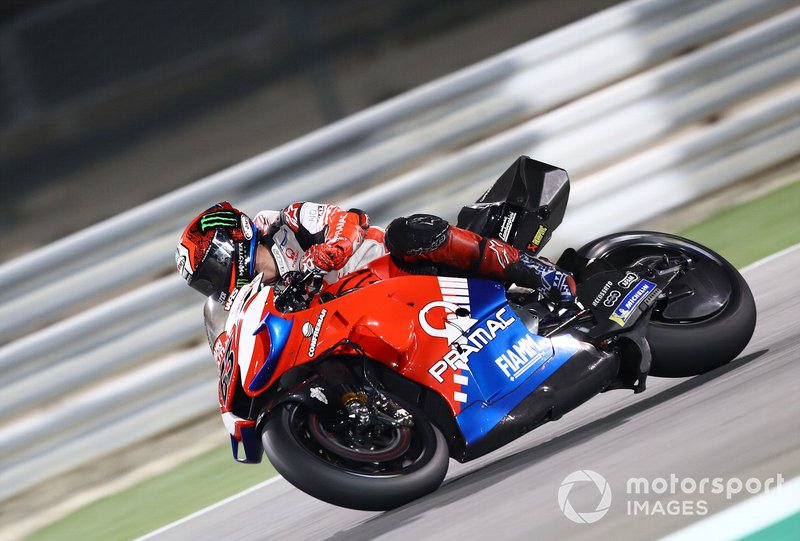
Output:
[223,255,470,416]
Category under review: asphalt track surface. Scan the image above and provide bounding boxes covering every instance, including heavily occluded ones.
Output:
[144,246,800,541]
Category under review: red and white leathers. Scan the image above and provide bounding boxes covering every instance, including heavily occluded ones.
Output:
[385,214,577,305]
[254,202,387,284]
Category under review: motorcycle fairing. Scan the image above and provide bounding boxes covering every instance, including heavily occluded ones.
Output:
[411,277,584,445]
[435,280,585,444]
[230,285,275,396]
[455,336,618,460]
[248,312,294,393]
[221,267,603,457]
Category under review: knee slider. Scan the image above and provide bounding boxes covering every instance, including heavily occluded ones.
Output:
[385,214,449,256]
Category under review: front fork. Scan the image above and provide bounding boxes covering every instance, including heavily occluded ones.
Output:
[234,360,411,464]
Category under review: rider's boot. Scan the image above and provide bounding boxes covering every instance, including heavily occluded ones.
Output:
[385,214,576,304]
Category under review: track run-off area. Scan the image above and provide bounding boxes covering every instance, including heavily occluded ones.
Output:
[141,245,800,541]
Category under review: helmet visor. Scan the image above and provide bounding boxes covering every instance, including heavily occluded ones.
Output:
[188,230,235,297]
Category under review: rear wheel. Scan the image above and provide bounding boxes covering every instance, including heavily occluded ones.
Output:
[262,395,449,510]
[576,232,756,377]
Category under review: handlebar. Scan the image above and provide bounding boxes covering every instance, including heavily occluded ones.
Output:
[273,270,322,312]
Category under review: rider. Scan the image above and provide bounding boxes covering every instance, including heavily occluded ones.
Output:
[176,201,576,345]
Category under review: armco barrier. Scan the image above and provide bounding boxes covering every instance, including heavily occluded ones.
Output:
[1,0,798,502]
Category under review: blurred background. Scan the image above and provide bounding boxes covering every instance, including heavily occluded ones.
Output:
[1,0,799,539]
[0,0,618,261]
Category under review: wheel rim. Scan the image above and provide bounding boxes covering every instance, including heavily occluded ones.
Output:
[308,413,412,462]
[286,404,435,476]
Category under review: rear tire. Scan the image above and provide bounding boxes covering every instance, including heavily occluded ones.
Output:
[262,397,449,510]
[576,232,756,377]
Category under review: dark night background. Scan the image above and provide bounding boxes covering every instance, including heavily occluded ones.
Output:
[0,0,618,262]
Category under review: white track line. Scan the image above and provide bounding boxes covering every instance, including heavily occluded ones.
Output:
[658,475,800,541]
[134,475,284,541]
[740,242,800,273]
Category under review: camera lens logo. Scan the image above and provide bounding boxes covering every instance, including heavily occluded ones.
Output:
[558,470,612,524]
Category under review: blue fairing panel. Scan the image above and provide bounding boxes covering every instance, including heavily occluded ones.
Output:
[453,282,584,444]
[456,335,583,444]
[465,278,510,320]
[248,312,293,392]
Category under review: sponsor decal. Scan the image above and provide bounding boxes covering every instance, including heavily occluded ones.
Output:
[618,272,638,289]
[428,307,516,383]
[199,211,238,231]
[285,248,297,261]
[212,334,227,368]
[283,204,300,229]
[224,288,239,312]
[241,216,253,240]
[603,290,621,307]
[419,277,474,343]
[301,204,328,233]
[426,277,518,385]
[419,300,478,343]
[592,281,613,307]
[527,224,549,251]
[236,242,249,286]
[494,334,549,381]
[310,386,328,404]
[332,212,348,241]
[227,282,253,319]
[271,244,290,276]
[499,211,517,242]
[307,309,327,357]
[175,244,192,276]
[609,280,657,327]
[486,239,514,268]
[219,349,236,408]
[302,321,314,337]
[277,229,289,247]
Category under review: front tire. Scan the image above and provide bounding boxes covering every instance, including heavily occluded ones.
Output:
[262,399,449,511]
[576,232,756,377]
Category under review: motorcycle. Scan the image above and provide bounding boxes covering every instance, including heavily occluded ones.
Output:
[216,156,756,510]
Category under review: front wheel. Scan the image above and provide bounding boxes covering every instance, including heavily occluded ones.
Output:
[262,398,449,511]
[576,231,757,377]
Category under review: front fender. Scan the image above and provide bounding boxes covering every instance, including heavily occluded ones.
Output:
[228,373,339,465]
[257,374,339,429]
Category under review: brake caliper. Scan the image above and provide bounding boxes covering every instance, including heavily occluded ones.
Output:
[341,391,371,426]
[372,392,414,427]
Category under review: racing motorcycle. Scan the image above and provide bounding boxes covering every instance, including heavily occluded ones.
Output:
[217,156,756,510]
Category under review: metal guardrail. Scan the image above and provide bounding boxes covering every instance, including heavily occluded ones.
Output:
[0,0,788,323]
[1,0,799,502]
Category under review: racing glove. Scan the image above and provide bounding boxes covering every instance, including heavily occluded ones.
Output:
[302,240,354,273]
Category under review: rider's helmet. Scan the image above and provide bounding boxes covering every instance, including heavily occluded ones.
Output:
[176,202,258,299]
